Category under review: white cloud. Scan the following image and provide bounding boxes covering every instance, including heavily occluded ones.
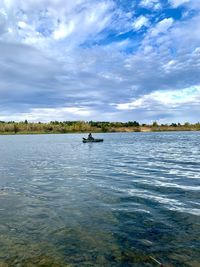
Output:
[169,0,200,10]
[0,0,116,51]
[116,86,200,110]
[132,16,149,31]
[0,12,7,34]
[53,21,75,40]
[0,106,93,122]
[140,0,161,10]
[169,0,190,8]
[151,18,174,36]
[0,0,200,122]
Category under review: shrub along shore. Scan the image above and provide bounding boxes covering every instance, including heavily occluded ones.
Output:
[0,120,200,135]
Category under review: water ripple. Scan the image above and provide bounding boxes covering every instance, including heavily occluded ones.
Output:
[0,132,200,266]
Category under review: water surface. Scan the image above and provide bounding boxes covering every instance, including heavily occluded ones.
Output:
[0,132,200,266]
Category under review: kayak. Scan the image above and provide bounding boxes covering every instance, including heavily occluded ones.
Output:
[82,138,104,143]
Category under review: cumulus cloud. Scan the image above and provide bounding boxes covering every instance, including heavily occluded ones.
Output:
[140,0,161,10]
[169,0,190,8]
[169,0,200,10]
[150,18,174,36]
[116,86,200,110]
[114,86,200,123]
[132,16,149,31]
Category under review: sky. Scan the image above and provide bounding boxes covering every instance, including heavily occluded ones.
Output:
[0,0,200,123]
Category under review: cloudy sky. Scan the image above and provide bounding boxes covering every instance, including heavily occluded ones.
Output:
[0,0,200,123]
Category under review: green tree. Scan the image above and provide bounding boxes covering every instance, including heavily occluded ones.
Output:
[152,121,158,127]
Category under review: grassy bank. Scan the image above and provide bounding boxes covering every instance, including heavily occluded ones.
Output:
[0,121,200,135]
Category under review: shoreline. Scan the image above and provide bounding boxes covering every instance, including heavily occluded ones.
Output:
[0,128,200,135]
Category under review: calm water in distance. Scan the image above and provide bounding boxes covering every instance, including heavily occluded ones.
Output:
[0,132,200,266]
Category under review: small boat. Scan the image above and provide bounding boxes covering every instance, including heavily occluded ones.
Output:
[82,138,104,143]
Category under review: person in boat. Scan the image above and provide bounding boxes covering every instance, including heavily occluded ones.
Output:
[88,133,94,140]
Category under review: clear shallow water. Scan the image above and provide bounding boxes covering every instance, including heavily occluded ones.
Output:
[0,132,200,266]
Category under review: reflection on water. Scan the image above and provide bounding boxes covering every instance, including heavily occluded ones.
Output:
[0,132,200,266]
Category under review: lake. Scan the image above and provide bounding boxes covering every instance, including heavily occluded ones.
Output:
[0,132,200,266]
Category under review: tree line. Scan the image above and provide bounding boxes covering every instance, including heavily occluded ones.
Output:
[0,120,200,134]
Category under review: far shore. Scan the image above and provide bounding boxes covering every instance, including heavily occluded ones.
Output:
[0,120,200,135]
[0,126,200,135]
